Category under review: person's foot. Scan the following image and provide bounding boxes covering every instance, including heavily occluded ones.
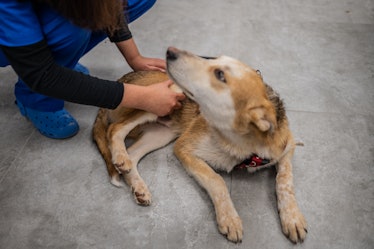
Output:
[16,100,79,139]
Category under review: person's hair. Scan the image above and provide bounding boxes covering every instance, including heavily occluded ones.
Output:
[32,0,126,34]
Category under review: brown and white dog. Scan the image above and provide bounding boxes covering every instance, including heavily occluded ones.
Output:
[93,47,307,243]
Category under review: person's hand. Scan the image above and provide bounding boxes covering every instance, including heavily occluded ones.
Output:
[121,80,185,117]
[128,55,166,72]
[116,38,165,72]
[144,80,185,115]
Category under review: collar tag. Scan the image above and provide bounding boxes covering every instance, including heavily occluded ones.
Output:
[235,154,271,170]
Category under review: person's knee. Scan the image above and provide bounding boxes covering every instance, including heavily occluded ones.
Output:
[126,0,157,22]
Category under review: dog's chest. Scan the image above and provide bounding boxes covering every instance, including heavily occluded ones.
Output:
[192,132,275,173]
[193,136,243,172]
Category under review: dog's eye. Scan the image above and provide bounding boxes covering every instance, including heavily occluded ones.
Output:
[214,69,226,83]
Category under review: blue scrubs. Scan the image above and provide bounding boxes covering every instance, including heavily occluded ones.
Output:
[0,0,156,111]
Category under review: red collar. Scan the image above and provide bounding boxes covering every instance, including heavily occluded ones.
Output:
[234,154,271,170]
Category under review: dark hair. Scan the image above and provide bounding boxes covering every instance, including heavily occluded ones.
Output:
[32,0,126,34]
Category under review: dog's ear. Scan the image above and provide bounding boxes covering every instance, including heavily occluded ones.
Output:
[246,103,277,133]
[234,101,277,134]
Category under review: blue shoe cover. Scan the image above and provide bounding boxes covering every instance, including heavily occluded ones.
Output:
[16,101,79,139]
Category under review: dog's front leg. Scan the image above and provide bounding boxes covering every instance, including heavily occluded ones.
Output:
[276,154,307,243]
[174,142,243,242]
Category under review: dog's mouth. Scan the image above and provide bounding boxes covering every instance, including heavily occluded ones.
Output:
[199,56,217,60]
[177,84,194,100]
[169,74,195,99]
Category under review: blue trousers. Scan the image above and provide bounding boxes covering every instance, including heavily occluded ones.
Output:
[0,0,156,111]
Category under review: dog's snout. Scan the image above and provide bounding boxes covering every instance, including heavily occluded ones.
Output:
[166,47,179,61]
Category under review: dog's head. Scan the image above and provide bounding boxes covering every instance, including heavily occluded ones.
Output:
[166,47,277,135]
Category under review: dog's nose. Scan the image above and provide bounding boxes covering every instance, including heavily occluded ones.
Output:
[166,47,179,61]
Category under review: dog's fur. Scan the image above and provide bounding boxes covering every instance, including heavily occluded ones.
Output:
[93,47,307,243]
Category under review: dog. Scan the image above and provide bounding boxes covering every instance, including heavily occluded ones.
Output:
[92,47,307,243]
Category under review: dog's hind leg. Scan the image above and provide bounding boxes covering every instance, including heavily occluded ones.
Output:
[124,122,177,206]
[93,109,124,187]
[96,138,124,188]
[108,112,157,174]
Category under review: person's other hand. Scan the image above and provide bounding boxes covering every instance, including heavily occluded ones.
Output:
[129,55,166,72]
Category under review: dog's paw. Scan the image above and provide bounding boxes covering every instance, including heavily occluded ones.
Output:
[131,184,152,206]
[112,153,133,173]
[217,213,243,243]
[280,209,307,243]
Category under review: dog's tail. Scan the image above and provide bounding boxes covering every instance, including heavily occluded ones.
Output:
[92,108,123,187]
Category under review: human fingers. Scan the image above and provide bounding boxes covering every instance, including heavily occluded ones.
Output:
[150,58,166,70]
[174,100,182,110]
[143,58,166,72]
[176,92,186,101]
[163,79,174,87]
[148,65,166,73]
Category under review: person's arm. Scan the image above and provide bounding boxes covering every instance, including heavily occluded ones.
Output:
[1,39,185,116]
[106,14,165,72]
[106,21,185,114]
[1,40,124,109]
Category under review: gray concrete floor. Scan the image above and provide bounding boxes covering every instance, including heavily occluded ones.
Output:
[1,0,373,248]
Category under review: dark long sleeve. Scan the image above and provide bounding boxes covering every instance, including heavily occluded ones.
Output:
[107,21,132,42]
[1,39,124,109]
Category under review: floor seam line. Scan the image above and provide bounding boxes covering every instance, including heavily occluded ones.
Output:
[0,131,35,184]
